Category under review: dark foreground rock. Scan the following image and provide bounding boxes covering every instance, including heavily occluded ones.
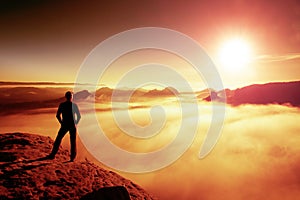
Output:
[0,132,155,200]
[80,186,131,200]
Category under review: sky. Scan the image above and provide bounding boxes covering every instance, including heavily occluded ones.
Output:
[1,2,300,199]
[1,0,300,89]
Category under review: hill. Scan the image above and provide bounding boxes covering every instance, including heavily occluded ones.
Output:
[203,81,300,107]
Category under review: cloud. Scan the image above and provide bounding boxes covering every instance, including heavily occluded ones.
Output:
[255,53,300,63]
[1,99,300,199]
[121,104,300,200]
[57,100,300,199]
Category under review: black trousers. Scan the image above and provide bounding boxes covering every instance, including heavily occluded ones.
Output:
[50,125,77,160]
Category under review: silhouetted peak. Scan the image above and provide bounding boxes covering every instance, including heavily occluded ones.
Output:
[74,90,91,100]
[203,81,300,107]
[143,87,179,97]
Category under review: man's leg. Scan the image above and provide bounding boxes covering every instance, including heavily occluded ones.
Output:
[69,127,77,161]
[49,127,68,158]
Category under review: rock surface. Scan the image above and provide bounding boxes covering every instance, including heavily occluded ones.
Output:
[0,132,155,200]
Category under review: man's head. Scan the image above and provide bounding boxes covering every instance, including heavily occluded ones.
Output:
[65,91,73,101]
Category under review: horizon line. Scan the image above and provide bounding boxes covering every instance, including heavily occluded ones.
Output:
[0,81,105,86]
[0,79,299,91]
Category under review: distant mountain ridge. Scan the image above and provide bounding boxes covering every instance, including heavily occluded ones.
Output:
[1,81,299,115]
[204,81,300,107]
[0,86,179,115]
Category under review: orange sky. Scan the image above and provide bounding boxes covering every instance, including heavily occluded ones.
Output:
[0,0,300,89]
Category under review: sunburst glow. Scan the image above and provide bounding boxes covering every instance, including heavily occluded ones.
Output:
[219,38,252,71]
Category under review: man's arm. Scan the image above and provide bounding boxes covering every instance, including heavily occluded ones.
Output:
[74,104,81,125]
[56,104,63,124]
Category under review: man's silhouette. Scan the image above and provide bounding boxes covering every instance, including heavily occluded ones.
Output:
[47,91,81,162]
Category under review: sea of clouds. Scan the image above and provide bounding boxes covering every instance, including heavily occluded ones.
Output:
[1,100,299,200]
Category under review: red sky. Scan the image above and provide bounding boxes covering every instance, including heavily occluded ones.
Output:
[0,0,299,88]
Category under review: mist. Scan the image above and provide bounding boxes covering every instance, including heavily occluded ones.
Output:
[66,101,300,199]
[1,100,299,199]
[125,104,300,200]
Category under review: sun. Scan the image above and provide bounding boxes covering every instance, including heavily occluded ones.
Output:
[219,38,252,71]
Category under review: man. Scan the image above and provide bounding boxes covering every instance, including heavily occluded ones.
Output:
[47,91,81,162]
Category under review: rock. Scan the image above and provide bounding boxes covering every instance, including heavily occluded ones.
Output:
[0,132,156,200]
[80,186,131,200]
